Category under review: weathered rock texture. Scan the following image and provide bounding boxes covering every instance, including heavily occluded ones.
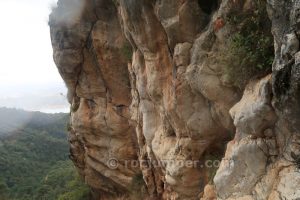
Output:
[49,0,300,199]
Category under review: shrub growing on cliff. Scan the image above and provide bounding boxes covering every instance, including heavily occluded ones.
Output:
[121,42,133,61]
[222,0,274,89]
[203,141,228,184]
[129,173,147,200]
[291,152,300,169]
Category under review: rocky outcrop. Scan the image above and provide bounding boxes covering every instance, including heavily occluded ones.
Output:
[49,0,300,199]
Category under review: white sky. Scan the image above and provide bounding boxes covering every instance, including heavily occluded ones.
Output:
[0,0,69,113]
[0,0,60,85]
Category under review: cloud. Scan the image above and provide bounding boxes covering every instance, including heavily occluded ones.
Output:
[50,0,85,26]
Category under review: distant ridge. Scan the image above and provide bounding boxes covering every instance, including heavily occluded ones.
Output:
[0,107,68,138]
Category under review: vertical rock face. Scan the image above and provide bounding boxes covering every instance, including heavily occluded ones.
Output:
[213,1,300,200]
[49,0,300,199]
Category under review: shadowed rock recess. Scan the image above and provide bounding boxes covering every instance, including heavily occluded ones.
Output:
[49,0,300,199]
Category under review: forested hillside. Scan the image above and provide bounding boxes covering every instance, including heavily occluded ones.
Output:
[0,108,89,200]
[0,107,67,137]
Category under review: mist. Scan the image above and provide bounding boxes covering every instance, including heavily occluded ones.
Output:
[0,83,69,113]
[0,0,69,113]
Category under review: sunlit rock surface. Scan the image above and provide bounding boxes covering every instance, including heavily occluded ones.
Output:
[49,0,300,199]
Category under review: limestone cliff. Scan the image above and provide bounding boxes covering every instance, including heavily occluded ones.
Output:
[49,0,300,199]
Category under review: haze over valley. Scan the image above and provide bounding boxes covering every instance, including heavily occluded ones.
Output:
[0,83,68,113]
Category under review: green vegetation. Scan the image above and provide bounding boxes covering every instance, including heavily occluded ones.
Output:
[121,42,133,61]
[112,0,119,6]
[291,152,300,169]
[0,107,68,138]
[0,108,89,200]
[71,98,80,113]
[35,161,90,200]
[222,0,274,89]
[204,153,221,184]
[129,173,147,200]
[203,143,226,184]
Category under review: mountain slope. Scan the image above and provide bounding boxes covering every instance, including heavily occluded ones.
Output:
[0,107,68,137]
[0,108,89,200]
